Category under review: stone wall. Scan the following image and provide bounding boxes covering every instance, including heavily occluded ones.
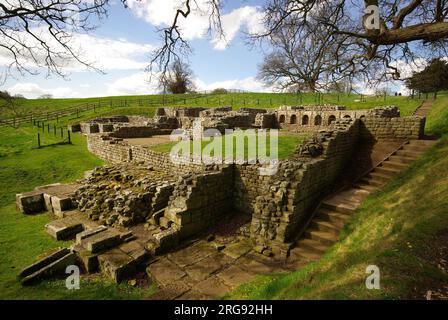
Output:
[109,126,168,139]
[360,116,425,140]
[163,166,234,239]
[87,134,206,175]
[235,120,360,254]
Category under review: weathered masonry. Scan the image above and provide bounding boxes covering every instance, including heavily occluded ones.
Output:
[80,105,424,252]
[16,104,427,285]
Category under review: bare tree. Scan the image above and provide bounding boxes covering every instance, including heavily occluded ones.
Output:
[152,0,448,83]
[0,0,128,83]
[159,59,195,94]
[258,6,356,92]
[149,0,224,74]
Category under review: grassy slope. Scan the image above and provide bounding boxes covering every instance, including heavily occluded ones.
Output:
[1,92,422,119]
[226,94,448,300]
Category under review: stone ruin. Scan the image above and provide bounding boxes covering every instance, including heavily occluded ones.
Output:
[16,104,427,289]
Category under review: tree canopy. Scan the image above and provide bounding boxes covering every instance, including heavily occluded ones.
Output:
[406,59,448,93]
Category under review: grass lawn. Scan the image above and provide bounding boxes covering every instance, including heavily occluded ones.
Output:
[225,93,448,300]
[149,132,306,160]
[1,92,423,120]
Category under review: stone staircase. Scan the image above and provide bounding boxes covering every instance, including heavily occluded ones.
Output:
[289,139,438,262]
[413,99,434,117]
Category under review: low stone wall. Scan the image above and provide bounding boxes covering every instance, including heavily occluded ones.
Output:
[87,134,206,175]
[109,126,166,138]
[360,116,425,140]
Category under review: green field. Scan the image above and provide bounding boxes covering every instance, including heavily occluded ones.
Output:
[149,132,306,160]
[0,91,444,299]
[1,92,424,120]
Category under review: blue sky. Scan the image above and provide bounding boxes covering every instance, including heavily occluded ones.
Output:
[1,0,418,98]
[1,0,271,98]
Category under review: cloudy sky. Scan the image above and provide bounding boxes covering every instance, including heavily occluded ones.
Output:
[1,0,275,99]
[1,0,420,99]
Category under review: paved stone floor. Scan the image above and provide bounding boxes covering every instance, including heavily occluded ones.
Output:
[147,237,307,300]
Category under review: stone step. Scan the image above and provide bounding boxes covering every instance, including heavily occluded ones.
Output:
[374,166,400,176]
[332,189,368,204]
[316,209,349,228]
[289,247,321,262]
[338,188,370,198]
[408,139,438,147]
[354,183,377,193]
[367,172,392,183]
[327,194,362,207]
[311,219,340,235]
[98,241,150,283]
[359,177,384,188]
[80,229,122,254]
[388,155,416,164]
[322,198,358,214]
[295,238,328,254]
[405,145,431,153]
[45,219,84,241]
[75,226,108,245]
[395,150,423,158]
[304,230,338,246]
[381,161,409,171]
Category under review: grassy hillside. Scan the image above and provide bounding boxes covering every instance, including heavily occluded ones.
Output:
[226,94,448,300]
[1,92,423,120]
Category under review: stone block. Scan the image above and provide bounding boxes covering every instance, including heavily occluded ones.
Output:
[80,230,121,253]
[51,196,73,217]
[45,220,84,240]
[75,225,108,245]
[98,248,136,283]
[21,251,78,285]
[16,191,45,214]
[154,227,179,251]
[19,247,70,279]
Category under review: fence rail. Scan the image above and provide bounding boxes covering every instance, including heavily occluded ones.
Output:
[0,90,434,128]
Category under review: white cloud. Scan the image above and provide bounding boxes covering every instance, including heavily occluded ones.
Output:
[194,76,271,92]
[0,30,153,72]
[105,72,271,96]
[391,58,428,79]
[7,82,80,99]
[126,0,263,50]
[105,72,160,96]
[212,6,265,50]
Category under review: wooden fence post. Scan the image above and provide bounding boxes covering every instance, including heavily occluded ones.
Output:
[68,130,71,144]
[38,133,41,148]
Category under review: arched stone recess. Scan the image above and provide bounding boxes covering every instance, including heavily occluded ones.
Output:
[290,114,297,124]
